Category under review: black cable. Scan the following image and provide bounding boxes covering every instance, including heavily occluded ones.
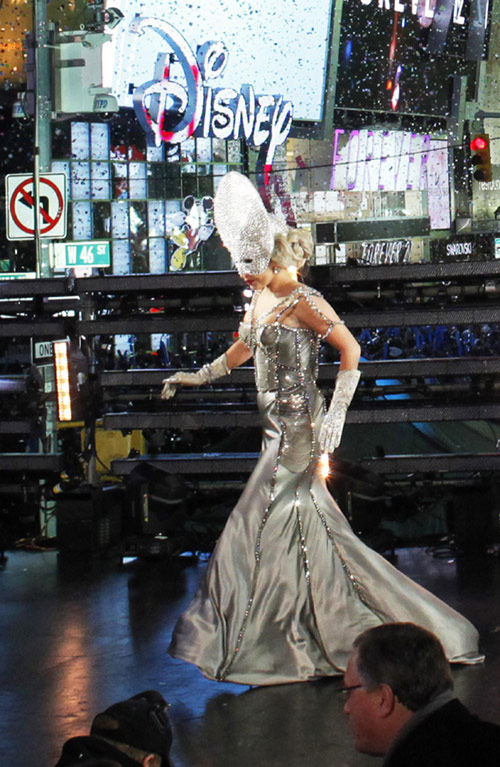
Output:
[5,132,495,188]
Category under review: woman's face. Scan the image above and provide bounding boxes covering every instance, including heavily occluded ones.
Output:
[239,267,273,291]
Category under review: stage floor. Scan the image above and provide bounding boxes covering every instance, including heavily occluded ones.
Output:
[2,545,500,767]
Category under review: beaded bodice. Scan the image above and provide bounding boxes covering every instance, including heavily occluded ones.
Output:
[252,324,319,393]
[238,285,341,394]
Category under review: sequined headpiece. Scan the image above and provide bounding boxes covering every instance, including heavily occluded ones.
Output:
[214,171,287,275]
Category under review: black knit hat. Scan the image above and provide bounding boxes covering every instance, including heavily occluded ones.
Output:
[90,691,172,764]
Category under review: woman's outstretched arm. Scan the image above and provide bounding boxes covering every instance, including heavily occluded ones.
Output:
[160,338,252,399]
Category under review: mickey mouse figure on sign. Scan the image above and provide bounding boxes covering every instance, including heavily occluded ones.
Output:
[167,195,214,271]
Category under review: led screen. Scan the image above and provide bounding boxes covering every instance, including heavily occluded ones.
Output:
[335,0,483,116]
[104,0,334,122]
[330,129,451,229]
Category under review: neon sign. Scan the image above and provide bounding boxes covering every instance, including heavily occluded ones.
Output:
[330,129,436,191]
[131,17,293,176]
[330,128,450,230]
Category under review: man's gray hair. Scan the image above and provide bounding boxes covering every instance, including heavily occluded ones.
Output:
[353,622,454,712]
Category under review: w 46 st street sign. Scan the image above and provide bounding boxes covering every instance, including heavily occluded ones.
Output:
[6,173,67,240]
[53,240,111,268]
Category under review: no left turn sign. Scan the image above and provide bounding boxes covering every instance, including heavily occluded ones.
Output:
[6,173,67,240]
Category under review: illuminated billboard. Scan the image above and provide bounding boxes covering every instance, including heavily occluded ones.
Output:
[330,129,451,229]
[105,0,334,123]
[335,0,486,115]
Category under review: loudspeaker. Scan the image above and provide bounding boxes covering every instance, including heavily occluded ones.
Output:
[56,485,123,552]
[450,486,493,555]
[127,464,188,536]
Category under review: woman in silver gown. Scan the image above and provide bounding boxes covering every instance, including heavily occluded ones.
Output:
[161,172,482,686]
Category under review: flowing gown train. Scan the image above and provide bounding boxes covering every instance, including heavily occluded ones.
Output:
[168,286,481,685]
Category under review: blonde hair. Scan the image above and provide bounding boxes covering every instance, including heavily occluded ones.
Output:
[272,228,314,271]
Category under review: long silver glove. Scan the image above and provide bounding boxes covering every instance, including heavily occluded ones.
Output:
[319,369,361,453]
[161,353,230,400]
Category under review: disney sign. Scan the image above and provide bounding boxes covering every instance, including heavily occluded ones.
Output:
[131,17,293,174]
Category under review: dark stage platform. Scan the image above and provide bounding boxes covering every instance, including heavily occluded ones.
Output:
[2,546,500,767]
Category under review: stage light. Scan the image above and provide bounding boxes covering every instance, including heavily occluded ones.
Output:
[53,341,90,423]
[53,342,72,421]
[319,453,330,479]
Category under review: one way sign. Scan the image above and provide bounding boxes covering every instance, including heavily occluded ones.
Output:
[6,173,67,240]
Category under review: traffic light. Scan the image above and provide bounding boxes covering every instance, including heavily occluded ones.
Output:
[469,134,492,182]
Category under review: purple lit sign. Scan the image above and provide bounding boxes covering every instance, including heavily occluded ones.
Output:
[330,128,450,229]
[330,129,435,191]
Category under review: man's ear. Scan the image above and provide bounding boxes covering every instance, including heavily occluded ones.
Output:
[141,755,158,767]
[377,683,397,717]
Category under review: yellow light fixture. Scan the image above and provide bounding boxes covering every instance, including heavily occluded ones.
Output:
[53,341,73,421]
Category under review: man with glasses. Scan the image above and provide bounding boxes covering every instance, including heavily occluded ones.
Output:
[342,623,500,766]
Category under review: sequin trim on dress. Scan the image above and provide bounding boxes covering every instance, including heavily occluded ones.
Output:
[217,285,353,678]
[309,490,387,618]
[293,372,344,671]
[216,431,283,680]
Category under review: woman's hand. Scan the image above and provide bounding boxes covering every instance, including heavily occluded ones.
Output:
[161,371,206,399]
[319,407,348,453]
[319,369,361,452]
[160,353,231,400]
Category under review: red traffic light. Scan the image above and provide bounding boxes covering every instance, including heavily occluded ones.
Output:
[470,136,488,152]
[469,133,492,182]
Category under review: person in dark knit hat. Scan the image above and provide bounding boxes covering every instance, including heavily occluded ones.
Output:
[54,690,172,767]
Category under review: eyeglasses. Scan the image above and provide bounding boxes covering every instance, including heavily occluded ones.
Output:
[339,684,364,697]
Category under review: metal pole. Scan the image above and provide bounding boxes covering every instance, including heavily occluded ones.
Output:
[33,0,52,277]
[33,0,57,539]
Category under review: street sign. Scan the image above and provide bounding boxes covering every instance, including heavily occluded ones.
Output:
[34,341,55,364]
[53,240,111,268]
[6,173,67,240]
[0,272,37,280]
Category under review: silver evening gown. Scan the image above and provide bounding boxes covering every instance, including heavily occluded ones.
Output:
[168,285,481,685]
